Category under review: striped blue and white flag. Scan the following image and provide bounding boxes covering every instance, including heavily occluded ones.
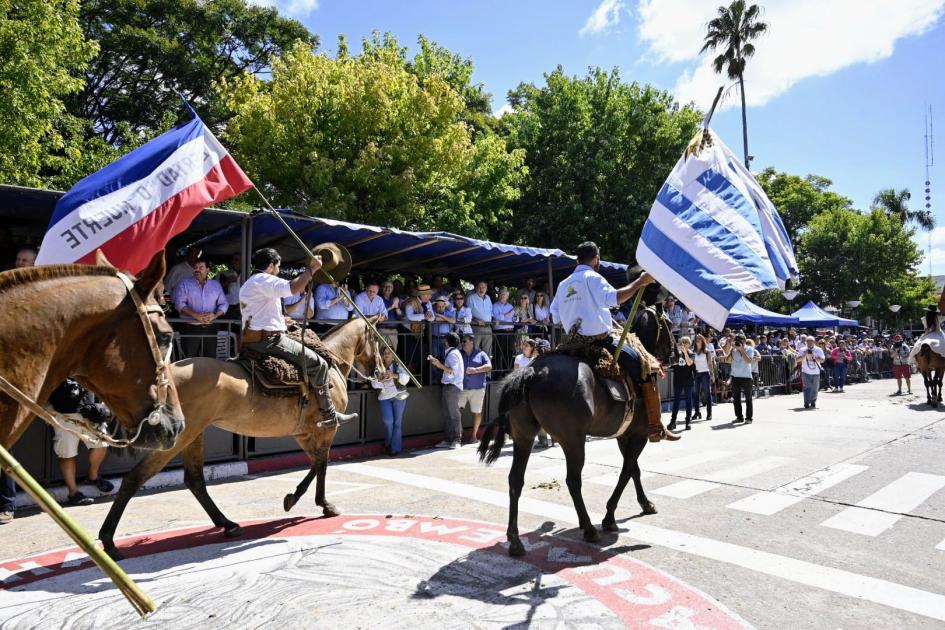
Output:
[635,129,798,331]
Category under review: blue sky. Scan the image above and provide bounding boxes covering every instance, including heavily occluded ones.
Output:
[263,0,945,272]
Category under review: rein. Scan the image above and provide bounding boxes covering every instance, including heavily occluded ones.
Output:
[0,272,173,448]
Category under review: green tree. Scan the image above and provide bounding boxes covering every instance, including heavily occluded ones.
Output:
[757,167,853,243]
[500,66,702,262]
[69,0,316,146]
[0,0,97,186]
[219,37,525,237]
[701,0,768,166]
[873,187,933,231]
[797,208,934,322]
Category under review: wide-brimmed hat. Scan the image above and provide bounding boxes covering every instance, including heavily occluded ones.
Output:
[432,295,448,304]
[417,284,434,296]
[927,305,939,313]
[310,242,352,285]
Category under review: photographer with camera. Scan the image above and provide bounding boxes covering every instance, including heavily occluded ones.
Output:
[722,333,757,424]
[796,336,825,409]
[891,334,912,395]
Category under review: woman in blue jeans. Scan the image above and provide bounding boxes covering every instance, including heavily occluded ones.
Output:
[370,348,410,455]
[832,340,853,392]
[691,334,714,421]
[668,336,695,432]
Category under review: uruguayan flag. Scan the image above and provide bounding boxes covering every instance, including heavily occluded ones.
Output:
[636,129,798,331]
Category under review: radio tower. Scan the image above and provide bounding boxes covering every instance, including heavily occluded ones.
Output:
[926,105,934,276]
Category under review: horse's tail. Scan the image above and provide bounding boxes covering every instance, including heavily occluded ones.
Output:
[477,367,534,465]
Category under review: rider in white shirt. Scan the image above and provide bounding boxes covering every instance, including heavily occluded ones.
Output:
[550,241,680,442]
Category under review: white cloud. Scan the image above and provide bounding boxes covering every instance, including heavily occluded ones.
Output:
[249,0,319,16]
[637,0,945,109]
[580,0,627,37]
[493,103,514,118]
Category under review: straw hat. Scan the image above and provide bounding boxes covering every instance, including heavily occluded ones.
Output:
[416,284,434,296]
[310,242,352,285]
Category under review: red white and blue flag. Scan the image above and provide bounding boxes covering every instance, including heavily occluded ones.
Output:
[36,113,253,273]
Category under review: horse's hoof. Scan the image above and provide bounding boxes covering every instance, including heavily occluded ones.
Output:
[283,494,298,512]
[641,502,658,515]
[508,539,526,557]
[583,527,601,543]
[321,503,340,518]
[223,523,242,538]
[601,519,619,532]
[104,546,124,562]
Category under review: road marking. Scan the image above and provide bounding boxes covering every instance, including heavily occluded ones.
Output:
[820,472,945,536]
[337,462,945,623]
[937,538,945,552]
[588,449,734,487]
[727,464,869,515]
[652,456,793,499]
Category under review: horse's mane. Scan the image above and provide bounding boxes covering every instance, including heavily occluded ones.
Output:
[0,265,118,294]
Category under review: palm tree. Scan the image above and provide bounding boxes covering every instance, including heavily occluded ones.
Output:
[700,1,768,167]
[873,188,934,231]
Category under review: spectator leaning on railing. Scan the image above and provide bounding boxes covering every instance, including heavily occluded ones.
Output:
[174,256,228,358]
[492,288,515,370]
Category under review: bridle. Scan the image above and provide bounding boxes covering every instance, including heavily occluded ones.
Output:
[0,272,175,448]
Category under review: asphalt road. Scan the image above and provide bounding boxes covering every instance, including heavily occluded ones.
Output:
[2,378,944,629]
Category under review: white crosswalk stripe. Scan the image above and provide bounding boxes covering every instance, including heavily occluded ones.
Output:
[936,538,945,552]
[820,472,945,537]
[588,449,733,487]
[727,463,870,516]
[652,456,794,499]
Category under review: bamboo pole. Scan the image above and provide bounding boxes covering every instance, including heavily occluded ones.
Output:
[612,288,646,363]
[0,445,156,617]
[251,188,422,389]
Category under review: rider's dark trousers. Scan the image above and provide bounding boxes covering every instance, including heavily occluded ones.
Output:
[594,337,644,383]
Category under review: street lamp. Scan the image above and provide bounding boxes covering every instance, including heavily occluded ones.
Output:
[889,304,901,333]
[782,289,799,302]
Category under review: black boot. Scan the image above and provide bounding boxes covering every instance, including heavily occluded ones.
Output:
[667,418,678,432]
[315,383,358,427]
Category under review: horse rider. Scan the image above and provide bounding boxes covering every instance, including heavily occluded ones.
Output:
[239,247,358,427]
[550,241,681,442]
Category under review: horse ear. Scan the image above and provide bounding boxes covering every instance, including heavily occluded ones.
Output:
[135,250,167,298]
[95,249,115,268]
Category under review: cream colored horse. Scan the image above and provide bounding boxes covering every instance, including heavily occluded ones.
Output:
[98,316,383,560]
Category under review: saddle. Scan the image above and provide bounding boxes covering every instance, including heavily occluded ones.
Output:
[236,326,337,398]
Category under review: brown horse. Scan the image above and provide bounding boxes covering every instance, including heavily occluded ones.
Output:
[98,316,384,560]
[478,305,673,556]
[915,344,945,407]
[0,252,185,451]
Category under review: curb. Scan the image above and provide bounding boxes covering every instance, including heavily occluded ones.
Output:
[12,434,450,511]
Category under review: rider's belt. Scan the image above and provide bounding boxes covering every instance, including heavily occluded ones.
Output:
[242,329,282,344]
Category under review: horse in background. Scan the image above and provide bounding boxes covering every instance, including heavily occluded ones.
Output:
[915,345,945,407]
[98,316,384,560]
[478,276,673,556]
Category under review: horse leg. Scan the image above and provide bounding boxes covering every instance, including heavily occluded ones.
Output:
[507,437,533,557]
[182,434,241,537]
[285,437,338,517]
[602,431,654,532]
[313,445,339,517]
[562,438,599,543]
[924,371,934,405]
[99,447,181,561]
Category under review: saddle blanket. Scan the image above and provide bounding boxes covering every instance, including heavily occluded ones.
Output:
[908,331,945,363]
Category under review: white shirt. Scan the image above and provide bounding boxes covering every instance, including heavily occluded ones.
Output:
[240,273,293,331]
[441,347,464,389]
[794,337,807,352]
[513,354,534,370]
[692,350,710,373]
[370,365,410,400]
[164,261,193,297]
[550,265,618,336]
[800,346,825,375]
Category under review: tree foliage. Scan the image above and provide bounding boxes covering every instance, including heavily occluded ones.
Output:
[796,208,935,323]
[499,67,702,262]
[872,187,934,231]
[220,36,525,237]
[0,0,97,186]
[69,0,316,146]
[756,167,853,244]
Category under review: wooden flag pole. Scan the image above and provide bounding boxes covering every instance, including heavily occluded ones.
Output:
[612,288,646,364]
[0,444,156,617]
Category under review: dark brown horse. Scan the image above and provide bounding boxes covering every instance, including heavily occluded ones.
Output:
[478,304,673,556]
[98,316,384,560]
[0,252,185,451]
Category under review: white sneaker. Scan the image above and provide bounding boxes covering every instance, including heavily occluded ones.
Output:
[449,441,461,449]
[434,441,452,448]
[0,511,12,524]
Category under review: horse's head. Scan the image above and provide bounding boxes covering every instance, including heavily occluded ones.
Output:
[632,306,674,365]
[356,315,387,381]
[80,251,185,450]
